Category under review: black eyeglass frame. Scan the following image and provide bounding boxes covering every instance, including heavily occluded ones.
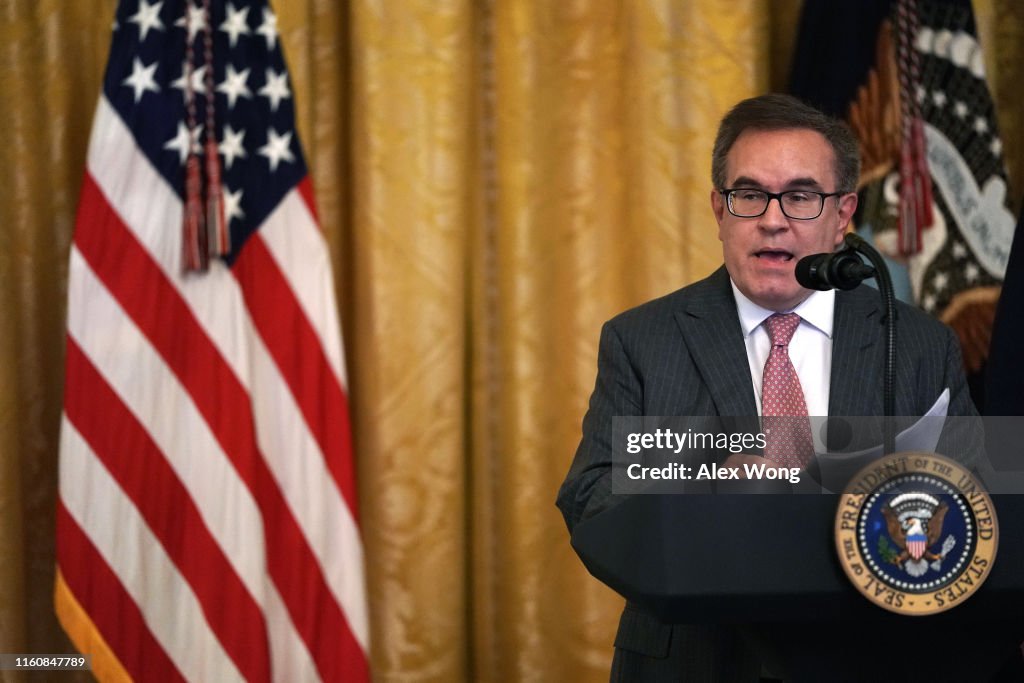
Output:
[718,188,845,220]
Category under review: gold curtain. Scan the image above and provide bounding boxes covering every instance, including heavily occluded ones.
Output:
[1,1,1022,682]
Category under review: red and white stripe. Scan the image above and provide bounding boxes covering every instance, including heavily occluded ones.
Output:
[56,95,369,681]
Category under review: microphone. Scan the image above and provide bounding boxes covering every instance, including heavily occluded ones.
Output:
[795,250,876,291]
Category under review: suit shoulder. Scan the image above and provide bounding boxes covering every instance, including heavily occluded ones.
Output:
[896,300,954,335]
[604,269,727,333]
[891,298,960,348]
[843,285,956,337]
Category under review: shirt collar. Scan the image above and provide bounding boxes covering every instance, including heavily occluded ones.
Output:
[730,279,835,339]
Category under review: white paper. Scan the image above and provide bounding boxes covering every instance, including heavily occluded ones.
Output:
[812,388,949,492]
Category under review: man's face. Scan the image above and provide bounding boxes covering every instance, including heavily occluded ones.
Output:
[711,128,858,311]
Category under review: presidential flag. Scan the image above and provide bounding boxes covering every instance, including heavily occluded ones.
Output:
[55,1,369,680]
[791,0,1017,395]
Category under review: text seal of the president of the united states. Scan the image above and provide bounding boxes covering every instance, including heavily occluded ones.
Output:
[835,452,997,615]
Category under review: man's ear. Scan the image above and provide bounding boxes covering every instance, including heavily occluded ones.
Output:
[833,192,859,246]
[711,189,726,225]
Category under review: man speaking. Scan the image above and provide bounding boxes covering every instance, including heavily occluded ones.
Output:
[556,94,1020,681]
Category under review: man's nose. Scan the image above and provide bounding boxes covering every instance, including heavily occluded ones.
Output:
[758,196,789,229]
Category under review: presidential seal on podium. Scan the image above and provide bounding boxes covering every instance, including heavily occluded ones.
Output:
[835,452,998,615]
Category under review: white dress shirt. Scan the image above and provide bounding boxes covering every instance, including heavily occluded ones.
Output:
[729,280,835,420]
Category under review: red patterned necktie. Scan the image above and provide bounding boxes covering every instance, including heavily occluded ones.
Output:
[762,313,815,468]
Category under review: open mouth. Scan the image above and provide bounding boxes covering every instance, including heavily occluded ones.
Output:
[754,249,794,263]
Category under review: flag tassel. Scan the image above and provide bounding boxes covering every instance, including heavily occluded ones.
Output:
[183,151,208,271]
[911,117,933,228]
[205,138,229,257]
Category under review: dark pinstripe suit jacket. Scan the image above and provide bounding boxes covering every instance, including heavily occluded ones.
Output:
[556,266,979,681]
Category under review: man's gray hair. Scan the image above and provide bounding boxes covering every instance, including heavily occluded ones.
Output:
[711,93,861,194]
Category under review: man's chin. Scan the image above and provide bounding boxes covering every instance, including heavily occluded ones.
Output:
[747,287,809,312]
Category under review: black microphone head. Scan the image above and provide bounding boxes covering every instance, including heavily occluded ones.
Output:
[795,253,832,291]
[829,251,875,290]
[795,250,875,291]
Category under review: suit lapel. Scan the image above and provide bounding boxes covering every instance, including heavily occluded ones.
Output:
[675,270,884,417]
[829,288,882,416]
[674,268,758,417]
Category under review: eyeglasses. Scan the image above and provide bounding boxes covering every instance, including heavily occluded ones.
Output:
[719,188,843,220]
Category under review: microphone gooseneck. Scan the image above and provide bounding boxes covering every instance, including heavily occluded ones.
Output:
[793,234,897,454]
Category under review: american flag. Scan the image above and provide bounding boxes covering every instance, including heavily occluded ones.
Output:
[55,1,370,680]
